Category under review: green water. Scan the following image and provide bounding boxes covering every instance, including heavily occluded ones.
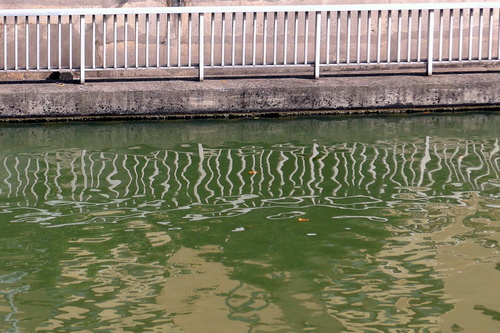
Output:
[0,113,499,333]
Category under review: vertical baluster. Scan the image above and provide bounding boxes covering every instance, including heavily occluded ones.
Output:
[487,8,493,60]
[80,14,85,84]
[242,12,247,66]
[177,13,182,67]
[25,16,29,70]
[232,13,236,66]
[387,10,392,62]
[58,16,62,69]
[294,12,299,65]
[377,10,381,63]
[146,13,150,67]
[407,10,412,62]
[14,16,18,70]
[459,9,463,61]
[37,16,40,70]
[103,14,107,69]
[210,13,215,66]
[304,11,309,64]
[417,10,422,62]
[3,17,7,70]
[449,9,454,61]
[188,13,192,67]
[337,11,341,64]
[273,12,278,65]
[252,12,257,65]
[367,11,371,64]
[69,15,73,69]
[47,16,51,69]
[135,14,139,68]
[199,12,204,81]
[263,12,267,65]
[326,11,331,65]
[114,14,117,68]
[439,9,443,62]
[167,14,171,67]
[221,12,225,66]
[478,8,483,60]
[347,11,351,64]
[356,11,361,63]
[468,8,473,60]
[284,12,289,65]
[427,9,435,75]
[156,14,160,67]
[92,15,96,68]
[397,10,402,63]
[124,14,128,68]
[314,11,321,78]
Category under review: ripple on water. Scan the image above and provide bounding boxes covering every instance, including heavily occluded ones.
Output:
[324,195,384,210]
[0,271,27,284]
[332,215,388,222]
[0,115,498,332]
[266,211,306,220]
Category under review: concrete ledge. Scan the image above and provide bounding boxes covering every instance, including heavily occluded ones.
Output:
[0,72,499,121]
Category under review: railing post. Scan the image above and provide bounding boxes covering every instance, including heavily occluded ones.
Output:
[314,11,321,79]
[199,13,204,81]
[80,14,86,84]
[427,9,434,76]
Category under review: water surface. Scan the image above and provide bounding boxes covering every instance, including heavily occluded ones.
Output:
[0,113,499,332]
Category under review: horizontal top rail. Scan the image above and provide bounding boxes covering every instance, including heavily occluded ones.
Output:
[1,2,500,16]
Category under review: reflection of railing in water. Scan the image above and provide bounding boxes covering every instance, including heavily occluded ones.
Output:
[1,138,498,332]
[0,137,498,208]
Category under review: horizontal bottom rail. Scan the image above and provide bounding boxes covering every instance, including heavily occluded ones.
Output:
[1,60,496,71]
[1,60,499,83]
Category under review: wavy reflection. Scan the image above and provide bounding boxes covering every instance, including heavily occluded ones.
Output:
[0,114,498,332]
[3,137,496,207]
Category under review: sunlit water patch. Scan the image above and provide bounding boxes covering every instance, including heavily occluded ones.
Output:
[0,113,499,332]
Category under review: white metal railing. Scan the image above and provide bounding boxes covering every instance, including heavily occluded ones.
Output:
[1,3,499,83]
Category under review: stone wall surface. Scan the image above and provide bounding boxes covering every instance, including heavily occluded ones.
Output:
[0,72,498,121]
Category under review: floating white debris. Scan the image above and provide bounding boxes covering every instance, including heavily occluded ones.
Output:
[307,233,317,237]
[168,227,182,231]
[157,221,172,225]
[232,227,245,232]
[345,227,351,230]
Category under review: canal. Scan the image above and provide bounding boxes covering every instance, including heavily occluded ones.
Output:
[0,112,499,332]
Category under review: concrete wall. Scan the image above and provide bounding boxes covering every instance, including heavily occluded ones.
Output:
[0,72,498,121]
